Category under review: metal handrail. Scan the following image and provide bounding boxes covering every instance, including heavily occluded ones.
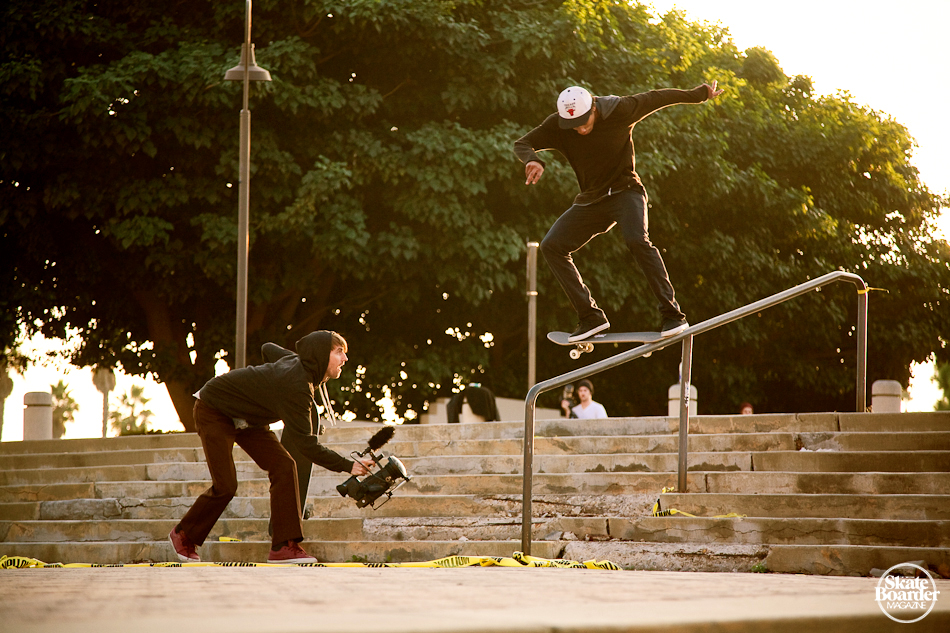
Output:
[520,270,869,553]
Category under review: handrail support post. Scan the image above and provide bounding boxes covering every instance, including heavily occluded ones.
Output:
[677,335,693,492]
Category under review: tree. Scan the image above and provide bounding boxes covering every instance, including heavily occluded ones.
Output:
[92,367,116,438]
[50,379,79,439]
[3,1,948,423]
[936,362,950,412]
[0,358,13,441]
[109,384,154,436]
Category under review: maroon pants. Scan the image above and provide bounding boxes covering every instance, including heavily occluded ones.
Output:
[178,399,303,547]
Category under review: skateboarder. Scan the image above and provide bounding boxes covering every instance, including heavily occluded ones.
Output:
[168,330,372,564]
[514,81,724,341]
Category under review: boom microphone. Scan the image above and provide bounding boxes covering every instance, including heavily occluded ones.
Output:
[366,425,395,453]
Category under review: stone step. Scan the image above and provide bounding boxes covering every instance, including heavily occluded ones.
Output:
[762,544,950,575]
[5,469,948,505]
[0,539,562,566]
[6,514,948,548]
[4,432,950,473]
[0,413,852,457]
[18,538,929,576]
[0,446,207,470]
[608,517,950,548]
[556,540,950,576]
[0,472,696,503]
[8,446,945,488]
[8,490,947,525]
[703,471,950,495]
[0,451,757,486]
[5,432,949,476]
[0,433,801,470]
[751,450,950,472]
[657,492,950,520]
[837,411,950,433]
[798,431,950,452]
[0,493,658,522]
[1,516,604,544]
[0,412,945,459]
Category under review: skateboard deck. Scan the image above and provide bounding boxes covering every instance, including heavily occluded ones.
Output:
[547,331,663,359]
[547,331,663,346]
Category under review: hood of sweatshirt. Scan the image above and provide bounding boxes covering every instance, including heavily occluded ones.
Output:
[595,95,621,120]
[295,331,332,384]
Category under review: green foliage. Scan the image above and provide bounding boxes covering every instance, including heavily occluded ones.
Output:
[936,363,950,412]
[2,0,947,424]
[109,384,154,435]
[50,379,79,439]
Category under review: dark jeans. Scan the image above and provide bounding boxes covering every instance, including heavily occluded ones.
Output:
[540,189,685,323]
[178,399,303,548]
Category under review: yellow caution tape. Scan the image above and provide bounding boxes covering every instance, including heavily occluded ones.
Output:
[0,552,619,570]
[217,537,242,542]
[651,493,746,519]
[857,287,888,295]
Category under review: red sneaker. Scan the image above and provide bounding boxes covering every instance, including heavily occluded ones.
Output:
[268,540,317,564]
[169,527,200,562]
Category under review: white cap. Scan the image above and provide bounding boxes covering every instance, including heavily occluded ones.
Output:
[557,86,594,129]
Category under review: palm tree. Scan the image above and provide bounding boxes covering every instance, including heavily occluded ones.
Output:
[50,379,79,439]
[93,367,116,438]
[110,384,154,436]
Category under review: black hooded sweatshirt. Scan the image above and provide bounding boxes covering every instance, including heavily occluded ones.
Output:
[513,86,709,206]
[197,331,354,473]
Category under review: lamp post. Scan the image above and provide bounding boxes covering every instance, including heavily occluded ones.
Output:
[224,0,271,369]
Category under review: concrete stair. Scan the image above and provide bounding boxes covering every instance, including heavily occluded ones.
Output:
[0,411,948,576]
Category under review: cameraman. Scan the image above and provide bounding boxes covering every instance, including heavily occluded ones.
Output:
[168,330,371,564]
[262,331,359,522]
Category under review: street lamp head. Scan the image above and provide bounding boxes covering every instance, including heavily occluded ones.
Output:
[224,43,272,82]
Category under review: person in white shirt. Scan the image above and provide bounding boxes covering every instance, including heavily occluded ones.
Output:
[563,379,607,419]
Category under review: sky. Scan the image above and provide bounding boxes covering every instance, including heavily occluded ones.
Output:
[2,0,948,441]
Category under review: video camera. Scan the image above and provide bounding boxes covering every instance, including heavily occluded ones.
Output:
[336,426,411,509]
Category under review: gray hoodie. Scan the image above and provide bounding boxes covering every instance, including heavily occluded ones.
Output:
[198,331,353,473]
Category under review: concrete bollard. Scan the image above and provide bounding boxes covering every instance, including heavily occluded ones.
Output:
[23,391,53,440]
[668,383,697,417]
[871,380,902,413]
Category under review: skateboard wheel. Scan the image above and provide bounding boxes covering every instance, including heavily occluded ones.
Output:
[643,351,652,358]
[581,343,594,353]
[569,349,582,360]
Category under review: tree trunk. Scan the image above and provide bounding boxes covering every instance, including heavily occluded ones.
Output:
[133,289,199,432]
[165,379,197,432]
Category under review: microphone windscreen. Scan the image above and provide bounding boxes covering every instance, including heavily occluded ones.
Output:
[367,425,395,451]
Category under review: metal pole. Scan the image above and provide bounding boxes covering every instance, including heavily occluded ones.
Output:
[522,241,539,553]
[677,335,693,492]
[235,1,252,369]
[521,396,536,553]
[856,291,868,411]
[526,242,538,389]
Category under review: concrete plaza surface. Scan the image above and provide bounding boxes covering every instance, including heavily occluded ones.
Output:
[1,566,947,633]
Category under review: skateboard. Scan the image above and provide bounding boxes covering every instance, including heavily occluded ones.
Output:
[547,331,663,359]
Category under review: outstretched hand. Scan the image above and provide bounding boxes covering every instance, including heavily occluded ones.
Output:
[351,457,374,476]
[704,80,725,99]
[525,161,544,185]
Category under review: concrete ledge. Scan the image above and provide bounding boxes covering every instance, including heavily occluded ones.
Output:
[766,544,950,576]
